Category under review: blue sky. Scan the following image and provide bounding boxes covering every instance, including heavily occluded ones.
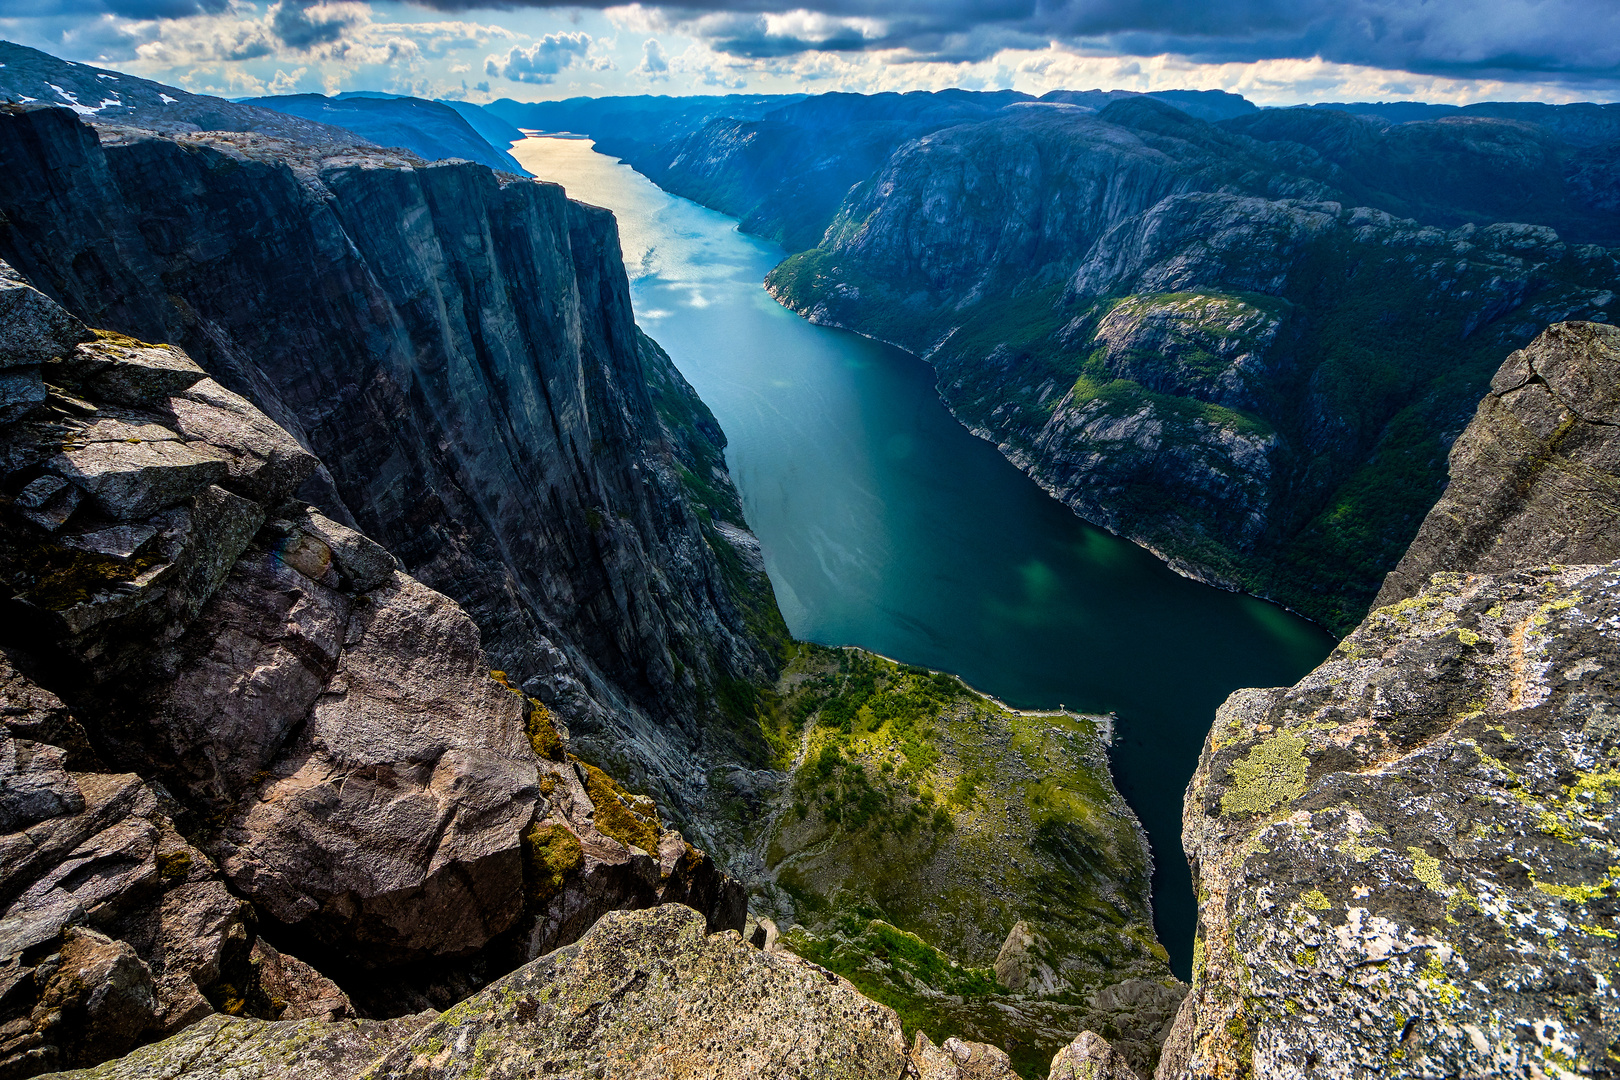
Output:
[3,0,1618,105]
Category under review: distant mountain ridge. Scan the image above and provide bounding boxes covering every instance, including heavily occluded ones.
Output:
[0,39,370,151]
[529,86,1620,632]
[238,92,531,175]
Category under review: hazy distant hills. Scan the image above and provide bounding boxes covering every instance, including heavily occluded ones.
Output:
[0,39,369,151]
[238,92,529,175]
[0,41,530,175]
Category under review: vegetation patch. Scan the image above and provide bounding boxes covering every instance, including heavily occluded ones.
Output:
[523,822,583,907]
[748,645,1173,1079]
[578,761,662,854]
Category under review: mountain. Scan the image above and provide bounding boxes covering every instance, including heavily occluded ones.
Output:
[0,52,1175,1079]
[562,89,1619,632]
[435,97,528,153]
[0,39,368,149]
[485,92,806,146]
[238,93,530,175]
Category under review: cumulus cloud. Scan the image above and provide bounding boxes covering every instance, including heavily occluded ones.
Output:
[485,31,593,83]
[637,36,668,75]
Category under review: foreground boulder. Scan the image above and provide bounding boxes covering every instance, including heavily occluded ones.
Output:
[43,906,910,1079]
[0,270,743,1075]
[1160,322,1620,1077]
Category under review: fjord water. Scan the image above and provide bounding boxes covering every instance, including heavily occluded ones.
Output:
[511,136,1335,975]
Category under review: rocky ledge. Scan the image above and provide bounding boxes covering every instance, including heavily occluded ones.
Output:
[45,904,1138,1080]
[0,269,742,1077]
[1160,322,1620,1077]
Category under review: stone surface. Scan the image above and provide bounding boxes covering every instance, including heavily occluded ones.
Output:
[1375,321,1620,607]
[249,939,352,1022]
[1157,315,1620,1077]
[1050,1031,1139,1080]
[39,908,1016,1080]
[369,904,909,1080]
[46,439,228,522]
[1,284,750,1075]
[0,369,45,425]
[41,1013,435,1080]
[911,1032,1021,1080]
[63,338,206,408]
[1163,560,1620,1077]
[0,263,87,369]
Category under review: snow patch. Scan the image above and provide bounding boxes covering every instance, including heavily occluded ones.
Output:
[159,93,178,104]
[47,82,106,116]
[97,73,118,80]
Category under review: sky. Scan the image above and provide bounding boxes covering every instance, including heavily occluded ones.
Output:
[3,0,1619,106]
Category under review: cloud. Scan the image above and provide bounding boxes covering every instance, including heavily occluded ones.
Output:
[637,36,668,75]
[270,0,362,49]
[412,0,1620,85]
[485,31,592,83]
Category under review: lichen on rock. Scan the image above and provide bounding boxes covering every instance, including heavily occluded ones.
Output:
[1161,322,1620,1079]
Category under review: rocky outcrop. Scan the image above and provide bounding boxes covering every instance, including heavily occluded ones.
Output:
[1160,322,1620,1077]
[1375,321,1620,607]
[49,906,912,1079]
[0,91,784,853]
[1049,1031,1139,1080]
[0,281,744,1075]
[51,903,1152,1080]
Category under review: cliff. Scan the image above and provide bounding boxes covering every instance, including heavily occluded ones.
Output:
[0,275,744,1076]
[1160,321,1620,1076]
[747,648,1181,1077]
[0,99,788,853]
[551,89,1619,632]
[762,102,1619,631]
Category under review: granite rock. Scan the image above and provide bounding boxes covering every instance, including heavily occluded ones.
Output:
[1050,1030,1139,1080]
[369,904,909,1080]
[1375,320,1620,607]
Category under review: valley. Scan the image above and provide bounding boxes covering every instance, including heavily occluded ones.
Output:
[0,34,1617,1080]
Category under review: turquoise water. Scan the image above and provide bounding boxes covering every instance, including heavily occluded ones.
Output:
[512,137,1336,977]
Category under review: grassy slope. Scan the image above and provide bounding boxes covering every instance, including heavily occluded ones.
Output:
[742,645,1176,1077]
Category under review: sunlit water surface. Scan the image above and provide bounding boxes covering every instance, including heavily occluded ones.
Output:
[511,136,1336,976]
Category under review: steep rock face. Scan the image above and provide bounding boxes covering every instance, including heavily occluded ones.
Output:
[1160,322,1620,1078]
[0,103,782,844]
[772,176,1615,630]
[0,285,744,1076]
[586,88,1619,631]
[1375,321,1620,607]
